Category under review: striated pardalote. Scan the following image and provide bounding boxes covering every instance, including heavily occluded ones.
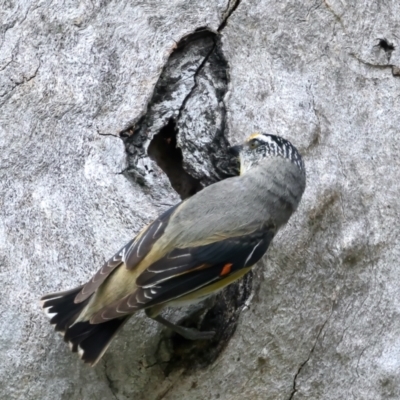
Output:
[41,133,306,366]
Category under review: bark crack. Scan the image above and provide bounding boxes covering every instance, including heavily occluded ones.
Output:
[350,52,400,77]
[0,61,40,100]
[175,40,216,122]
[350,52,394,69]
[218,0,242,32]
[96,128,119,138]
[0,56,14,72]
[288,314,331,400]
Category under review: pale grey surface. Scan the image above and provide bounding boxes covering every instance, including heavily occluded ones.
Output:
[1,0,400,399]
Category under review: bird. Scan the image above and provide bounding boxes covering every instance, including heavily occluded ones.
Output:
[40,132,306,366]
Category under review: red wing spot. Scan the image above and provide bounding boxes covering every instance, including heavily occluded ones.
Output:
[220,263,233,276]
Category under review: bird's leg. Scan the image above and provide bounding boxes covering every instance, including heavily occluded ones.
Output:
[154,315,215,340]
[146,309,215,340]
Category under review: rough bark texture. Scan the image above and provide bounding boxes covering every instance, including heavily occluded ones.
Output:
[1,0,400,399]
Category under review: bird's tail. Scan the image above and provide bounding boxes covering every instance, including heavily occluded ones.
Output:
[41,286,129,366]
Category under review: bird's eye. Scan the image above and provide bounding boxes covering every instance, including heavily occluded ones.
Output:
[249,139,260,149]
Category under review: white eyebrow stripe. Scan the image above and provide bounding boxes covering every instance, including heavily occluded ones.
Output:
[244,240,263,266]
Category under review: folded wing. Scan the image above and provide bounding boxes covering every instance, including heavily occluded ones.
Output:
[90,224,276,323]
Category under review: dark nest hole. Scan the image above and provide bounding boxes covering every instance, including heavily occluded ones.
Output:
[147,119,203,200]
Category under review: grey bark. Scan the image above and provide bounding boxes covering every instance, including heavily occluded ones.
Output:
[1,0,400,399]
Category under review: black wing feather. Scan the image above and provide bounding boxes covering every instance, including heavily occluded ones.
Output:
[91,225,275,322]
[136,225,275,294]
[138,264,224,307]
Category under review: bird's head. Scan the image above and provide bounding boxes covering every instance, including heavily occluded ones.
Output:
[229,133,305,175]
